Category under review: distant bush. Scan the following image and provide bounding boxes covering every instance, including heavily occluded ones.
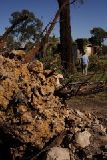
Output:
[102,45,107,56]
[89,55,106,72]
[40,52,63,74]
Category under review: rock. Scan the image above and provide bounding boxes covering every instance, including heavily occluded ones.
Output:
[46,147,71,160]
[75,131,91,148]
[54,73,63,88]
[27,60,44,73]
[0,55,107,160]
[100,124,106,133]
[40,85,55,95]
[93,123,106,135]
[18,104,28,113]
[75,110,85,118]
[11,49,26,59]
[0,55,67,150]
[21,111,33,123]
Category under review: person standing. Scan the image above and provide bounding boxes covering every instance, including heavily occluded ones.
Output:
[81,52,89,75]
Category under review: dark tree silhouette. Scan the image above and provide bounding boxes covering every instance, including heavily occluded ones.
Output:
[90,27,107,46]
[57,0,84,73]
[57,0,74,73]
[9,10,43,44]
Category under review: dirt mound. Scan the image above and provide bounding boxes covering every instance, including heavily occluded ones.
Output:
[0,55,107,160]
[0,55,66,146]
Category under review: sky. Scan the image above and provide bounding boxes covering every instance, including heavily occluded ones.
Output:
[0,0,107,41]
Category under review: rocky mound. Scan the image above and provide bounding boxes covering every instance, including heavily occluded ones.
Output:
[0,55,66,146]
[0,55,107,160]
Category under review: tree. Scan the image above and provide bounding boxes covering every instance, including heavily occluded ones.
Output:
[57,0,84,73]
[6,35,21,50]
[75,38,89,52]
[9,9,43,46]
[0,14,29,51]
[102,45,107,55]
[57,0,73,73]
[23,0,84,64]
[90,27,107,46]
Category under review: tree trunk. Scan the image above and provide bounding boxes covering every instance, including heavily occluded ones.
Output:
[57,0,75,73]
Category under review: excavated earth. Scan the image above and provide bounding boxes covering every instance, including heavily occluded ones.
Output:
[0,55,107,160]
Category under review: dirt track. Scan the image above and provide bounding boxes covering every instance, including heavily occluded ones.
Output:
[67,95,107,127]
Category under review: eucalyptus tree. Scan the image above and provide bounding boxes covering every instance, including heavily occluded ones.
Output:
[57,0,85,73]
[8,9,43,47]
[90,27,107,46]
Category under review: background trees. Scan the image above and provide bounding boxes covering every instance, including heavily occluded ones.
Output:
[89,27,107,46]
[75,38,88,53]
[7,9,43,49]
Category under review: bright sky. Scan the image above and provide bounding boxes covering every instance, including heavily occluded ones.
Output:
[0,0,107,41]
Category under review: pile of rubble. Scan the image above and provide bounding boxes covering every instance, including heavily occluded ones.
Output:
[0,55,107,160]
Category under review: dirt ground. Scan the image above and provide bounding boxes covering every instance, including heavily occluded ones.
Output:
[67,93,107,127]
[66,93,107,159]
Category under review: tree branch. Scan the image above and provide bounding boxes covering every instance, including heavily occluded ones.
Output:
[23,0,78,63]
[0,15,29,42]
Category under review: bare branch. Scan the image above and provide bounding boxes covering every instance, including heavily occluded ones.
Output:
[23,0,78,63]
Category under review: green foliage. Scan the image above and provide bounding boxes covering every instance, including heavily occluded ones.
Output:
[90,27,107,46]
[89,55,107,72]
[6,35,21,50]
[41,53,63,73]
[102,45,107,55]
[75,38,89,52]
[25,41,34,51]
[8,9,43,45]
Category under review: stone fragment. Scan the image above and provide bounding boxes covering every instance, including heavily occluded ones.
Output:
[46,147,71,160]
[27,60,43,73]
[75,131,91,148]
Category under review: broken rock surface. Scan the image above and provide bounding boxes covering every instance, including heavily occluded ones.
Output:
[75,130,91,148]
[46,147,71,160]
[0,55,107,160]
